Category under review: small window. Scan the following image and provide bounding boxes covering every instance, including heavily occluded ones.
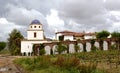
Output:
[34,32,36,38]
[31,26,32,28]
[34,26,36,28]
[39,26,40,28]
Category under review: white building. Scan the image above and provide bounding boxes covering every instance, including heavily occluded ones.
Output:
[84,33,96,39]
[55,30,96,41]
[21,20,49,56]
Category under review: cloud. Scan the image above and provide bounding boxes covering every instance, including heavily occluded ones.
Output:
[105,0,120,10]
[0,18,22,41]
[0,0,120,41]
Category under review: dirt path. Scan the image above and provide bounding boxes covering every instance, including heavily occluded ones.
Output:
[0,55,22,73]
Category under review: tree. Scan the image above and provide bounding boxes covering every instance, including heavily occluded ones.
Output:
[90,39,95,51]
[39,44,45,55]
[96,30,110,39]
[74,44,80,53]
[0,42,6,51]
[8,29,24,55]
[99,39,103,50]
[56,43,67,54]
[111,31,120,38]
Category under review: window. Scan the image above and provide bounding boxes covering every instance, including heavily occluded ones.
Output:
[31,26,32,28]
[34,32,37,38]
[34,26,36,28]
[39,26,40,28]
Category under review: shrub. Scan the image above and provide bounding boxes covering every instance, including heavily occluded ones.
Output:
[78,62,97,73]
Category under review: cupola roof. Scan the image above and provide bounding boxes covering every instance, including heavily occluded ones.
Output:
[31,19,41,24]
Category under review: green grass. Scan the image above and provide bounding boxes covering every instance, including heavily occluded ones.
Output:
[14,50,120,73]
[0,49,10,55]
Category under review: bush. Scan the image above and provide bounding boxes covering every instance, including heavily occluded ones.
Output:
[78,62,97,73]
[54,55,97,72]
[14,55,99,73]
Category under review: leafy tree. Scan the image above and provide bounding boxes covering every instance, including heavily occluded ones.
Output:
[66,45,69,54]
[99,39,103,50]
[96,30,110,39]
[56,43,67,54]
[90,39,95,51]
[111,31,120,38]
[39,44,45,55]
[0,42,6,51]
[8,29,24,55]
[91,46,98,52]
[74,44,80,53]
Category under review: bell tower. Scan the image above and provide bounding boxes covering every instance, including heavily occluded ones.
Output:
[27,19,44,40]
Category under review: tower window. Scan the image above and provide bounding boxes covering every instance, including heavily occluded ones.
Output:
[34,32,37,38]
[31,26,32,28]
[39,26,40,28]
[34,26,36,28]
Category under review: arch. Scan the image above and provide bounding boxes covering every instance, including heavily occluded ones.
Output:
[94,42,99,50]
[23,52,26,56]
[86,42,91,52]
[45,46,51,55]
[52,45,58,54]
[78,43,83,52]
[103,41,108,50]
[69,44,75,53]
[28,52,31,56]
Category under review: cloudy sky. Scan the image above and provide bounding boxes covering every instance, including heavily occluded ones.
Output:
[0,0,120,41]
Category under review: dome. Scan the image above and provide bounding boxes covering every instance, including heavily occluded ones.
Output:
[31,19,41,24]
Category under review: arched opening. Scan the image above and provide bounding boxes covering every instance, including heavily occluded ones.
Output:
[23,52,26,56]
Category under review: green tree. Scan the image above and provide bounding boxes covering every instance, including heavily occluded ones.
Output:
[90,39,95,51]
[0,42,6,51]
[8,29,24,55]
[99,39,103,50]
[74,44,80,53]
[96,30,110,39]
[56,43,67,54]
[39,44,45,55]
[111,31,120,38]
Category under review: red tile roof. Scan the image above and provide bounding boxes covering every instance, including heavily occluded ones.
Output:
[56,30,95,37]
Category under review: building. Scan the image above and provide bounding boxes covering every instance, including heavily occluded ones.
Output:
[21,20,49,56]
[55,30,96,41]
[84,32,96,39]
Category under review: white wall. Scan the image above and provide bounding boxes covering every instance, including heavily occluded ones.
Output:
[27,24,44,40]
[64,36,74,41]
[84,35,96,39]
[56,33,62,40]
[27,30,44,40]
[56,33,74,41]
[29,24,43,30]
[21,40,50,56]
[21,41,33,54]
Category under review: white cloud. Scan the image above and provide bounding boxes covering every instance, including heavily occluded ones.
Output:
[0,18,22,41]
[46,9,65,31]
[1,0,120,41]
[109,22,120,32]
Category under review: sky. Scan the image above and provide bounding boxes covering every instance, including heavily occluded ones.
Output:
[0,0,120,41]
